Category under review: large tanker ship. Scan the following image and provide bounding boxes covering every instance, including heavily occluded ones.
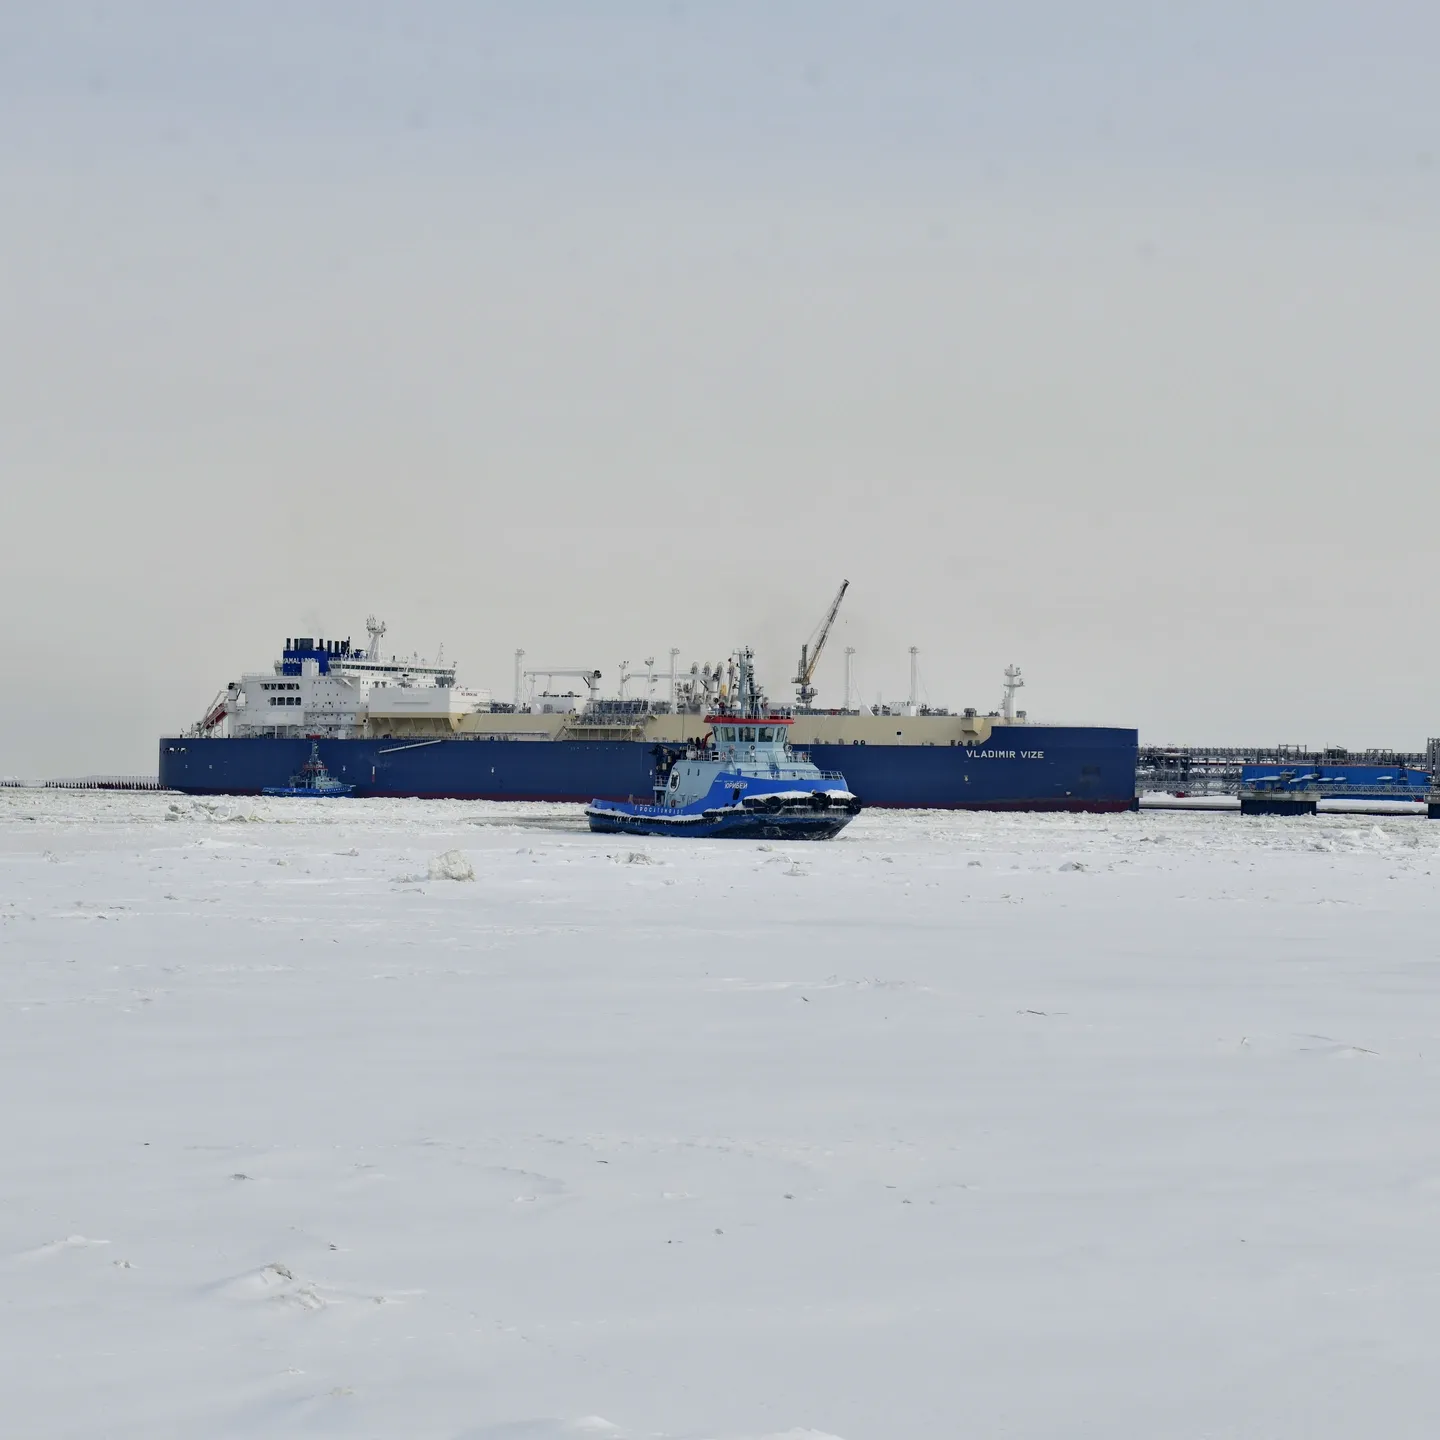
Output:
[158,612,1137,811]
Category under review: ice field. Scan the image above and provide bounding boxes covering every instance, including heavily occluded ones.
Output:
[4,791,1440,1439]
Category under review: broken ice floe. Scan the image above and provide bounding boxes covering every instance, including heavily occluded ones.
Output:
[428,850,475,881]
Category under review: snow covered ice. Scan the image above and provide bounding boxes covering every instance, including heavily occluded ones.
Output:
[4,791,1440,1438]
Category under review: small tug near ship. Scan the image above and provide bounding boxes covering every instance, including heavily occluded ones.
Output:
[586,649,859,839]
[261,742,355,798]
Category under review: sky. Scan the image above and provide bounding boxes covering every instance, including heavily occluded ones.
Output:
[3,2,1439,775]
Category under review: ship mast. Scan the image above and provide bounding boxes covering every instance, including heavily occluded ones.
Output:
[1001,664,1025,721]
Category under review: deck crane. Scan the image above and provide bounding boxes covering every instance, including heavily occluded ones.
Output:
[792,579,849,708]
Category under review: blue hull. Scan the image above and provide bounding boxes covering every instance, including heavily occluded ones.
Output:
[802,732,1137,810]
[159,725,1138,811]
[587,807,854,840]
[260,785,355,798]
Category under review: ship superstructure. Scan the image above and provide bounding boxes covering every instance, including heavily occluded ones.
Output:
[195,617,492,741]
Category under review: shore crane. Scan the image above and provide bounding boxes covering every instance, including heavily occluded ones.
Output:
[792,579,850,707]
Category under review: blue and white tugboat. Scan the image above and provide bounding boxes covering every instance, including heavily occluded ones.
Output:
[261,742,355,798]
[586,649,860,839]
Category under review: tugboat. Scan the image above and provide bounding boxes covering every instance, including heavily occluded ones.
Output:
[261,742,355,798]
[586,649,860,839]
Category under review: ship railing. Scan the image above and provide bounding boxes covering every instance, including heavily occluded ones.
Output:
[582,700,671,718]
[783,750,846,773]
[1309,782,1429,799]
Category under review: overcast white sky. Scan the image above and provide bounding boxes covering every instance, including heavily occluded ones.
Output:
[3,3,1439,775]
